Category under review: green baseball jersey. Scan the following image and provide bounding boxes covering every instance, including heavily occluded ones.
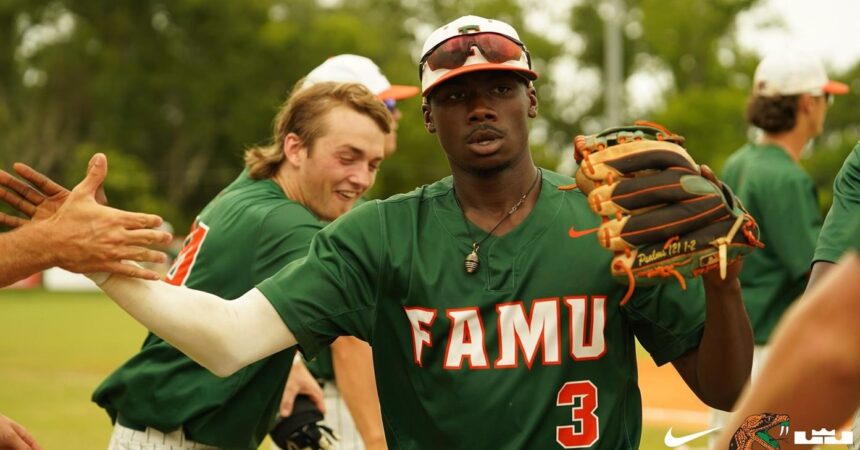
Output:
[815,141,860,263]
[258,169,707,449]
[721,143,821,344]
[94,170,323,449]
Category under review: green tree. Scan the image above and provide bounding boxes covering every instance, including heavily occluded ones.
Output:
[2,0,568,231]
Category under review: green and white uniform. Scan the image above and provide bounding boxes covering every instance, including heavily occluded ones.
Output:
[721,142,822,344]
[95,171,323,449]
[258,170,707,449]
[815,142,860,263]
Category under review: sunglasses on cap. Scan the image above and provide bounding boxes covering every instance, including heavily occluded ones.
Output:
[383,98,397,113]
[419,32,531,78]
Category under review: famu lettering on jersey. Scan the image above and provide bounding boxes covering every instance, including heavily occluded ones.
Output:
[405,296,606,369]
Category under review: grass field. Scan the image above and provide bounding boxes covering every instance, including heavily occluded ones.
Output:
[0,289,839,449]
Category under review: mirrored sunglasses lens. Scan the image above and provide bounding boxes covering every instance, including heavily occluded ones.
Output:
[383,99,397,112]
[425,37,471,71]
[425,34,523,72]
[473,34,523,63]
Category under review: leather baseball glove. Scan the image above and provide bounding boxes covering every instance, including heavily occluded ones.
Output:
[270,395,338,450]
[567,121,763,305]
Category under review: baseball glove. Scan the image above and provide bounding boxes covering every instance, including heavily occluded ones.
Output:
[270,395,338,450]
[567,121,763,305]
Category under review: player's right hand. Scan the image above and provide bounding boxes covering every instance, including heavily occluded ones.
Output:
[44,154,172,280]
[281,358,326,417]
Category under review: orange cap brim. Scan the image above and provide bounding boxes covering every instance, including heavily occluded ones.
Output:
[422,63,539,96]
[378,85,420,101]
[824,80,850,95]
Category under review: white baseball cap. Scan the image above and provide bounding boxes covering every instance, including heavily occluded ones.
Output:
[753,49,849,97]
[419,15,539,96]
[304,54,419,101]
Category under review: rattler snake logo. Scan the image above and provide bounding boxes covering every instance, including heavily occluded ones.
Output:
[730,413,791,450]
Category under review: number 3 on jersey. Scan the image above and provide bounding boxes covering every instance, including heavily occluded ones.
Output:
[165,220,210,286]
[556,380,599,448]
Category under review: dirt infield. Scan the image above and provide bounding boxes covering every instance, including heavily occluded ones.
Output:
[639,355,710,426]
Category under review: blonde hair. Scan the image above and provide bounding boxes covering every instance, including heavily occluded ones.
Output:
[244,81,392,179]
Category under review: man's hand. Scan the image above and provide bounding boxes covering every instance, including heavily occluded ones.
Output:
[1,154,173,280]
[47,154,171,278]
[0,414,42,450]
[281,358,326,417]
[0,157,107,227]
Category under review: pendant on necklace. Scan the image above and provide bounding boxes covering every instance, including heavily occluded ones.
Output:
[465,243,480,274]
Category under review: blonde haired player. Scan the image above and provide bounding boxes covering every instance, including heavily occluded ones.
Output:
[273,54,418,450]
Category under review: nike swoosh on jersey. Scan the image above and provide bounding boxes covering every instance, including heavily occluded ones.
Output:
[663,426,722,448]
[568,225,598,238]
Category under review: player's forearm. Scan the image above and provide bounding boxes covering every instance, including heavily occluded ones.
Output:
[696,275,753,410]
[332,337,387,449]
[99,275,297,376]
[0,222,56,287]
[806,260,834,291]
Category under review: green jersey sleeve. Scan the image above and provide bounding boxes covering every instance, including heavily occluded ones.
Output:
[624,279,706,366]
[815,143,860,263]
[257,202,383,359]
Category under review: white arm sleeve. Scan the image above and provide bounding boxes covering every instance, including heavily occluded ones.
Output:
[98,275,297,377]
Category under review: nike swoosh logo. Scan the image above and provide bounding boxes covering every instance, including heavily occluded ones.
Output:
[664,426,722,448]
[568,225,598,239]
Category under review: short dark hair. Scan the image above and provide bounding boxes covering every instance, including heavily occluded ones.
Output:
[746,95,800,133]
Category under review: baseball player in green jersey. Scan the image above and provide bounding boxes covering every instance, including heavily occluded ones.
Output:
[713,49,848,435]
[78,15,752,449]
[811,141,860,282]
[276,54,418,450]
[92,82,390,449]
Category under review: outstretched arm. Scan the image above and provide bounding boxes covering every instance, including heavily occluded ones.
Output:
[0,154,170,286]
[671,261,754,411]
[96,274,297,376]
[712,251,860,449]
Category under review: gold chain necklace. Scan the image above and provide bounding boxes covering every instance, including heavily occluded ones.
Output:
[453,167,542,274]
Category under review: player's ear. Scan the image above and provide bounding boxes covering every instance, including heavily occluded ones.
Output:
[283,133,307,166]
[798,93,816,114]
[527,83,538,118]
[422,101,436,134]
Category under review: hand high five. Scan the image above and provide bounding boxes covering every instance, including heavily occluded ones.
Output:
[0,153,172,281]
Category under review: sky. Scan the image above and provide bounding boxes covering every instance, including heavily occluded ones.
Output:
[737,0,860,72]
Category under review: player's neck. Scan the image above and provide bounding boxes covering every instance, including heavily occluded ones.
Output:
[452,160,542,234]
[759,130,808,162]
[271,169,304,205]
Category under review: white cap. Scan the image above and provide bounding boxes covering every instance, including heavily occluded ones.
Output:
[419,15,538,96]
[753,49,849,97]
[304,54,419,101]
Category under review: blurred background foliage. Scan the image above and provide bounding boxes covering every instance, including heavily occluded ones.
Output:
[1,0,859,231]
